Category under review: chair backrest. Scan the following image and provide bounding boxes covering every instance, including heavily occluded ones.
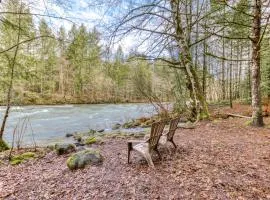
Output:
[148,121,166,150]
[167,117,180,141]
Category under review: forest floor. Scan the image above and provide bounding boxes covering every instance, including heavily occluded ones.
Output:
[1,104,270,199]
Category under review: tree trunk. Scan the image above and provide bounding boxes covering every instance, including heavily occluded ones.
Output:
[221,5,226,100]
[229,40,233,108]
[248,45,252,99]
[202,38,207,98]
[238,45,242,99]
[251,0,264,126]
[0,4,22,143]
[171,1,209,120]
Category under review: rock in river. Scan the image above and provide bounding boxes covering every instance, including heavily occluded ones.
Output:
[66,133,74,137]
[112,123,121,130]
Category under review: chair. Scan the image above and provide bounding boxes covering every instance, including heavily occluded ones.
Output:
[127,121,166,167]
[160,117,180,148]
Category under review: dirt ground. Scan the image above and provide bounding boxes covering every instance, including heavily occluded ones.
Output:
[1,107,270,199]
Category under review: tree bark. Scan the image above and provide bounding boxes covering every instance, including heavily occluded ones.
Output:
[221,5,226,100]
[202,38,207,98]
[229,40,233,108]
[251,0,264,126]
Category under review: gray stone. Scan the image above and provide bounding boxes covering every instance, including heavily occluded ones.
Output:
[55,143,76,155]
[112,123,121,130]
[74,142,85,147]
[75,146,87,151]
[66,133,73,137]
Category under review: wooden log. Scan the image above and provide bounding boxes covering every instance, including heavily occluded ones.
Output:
[226,113,252,119]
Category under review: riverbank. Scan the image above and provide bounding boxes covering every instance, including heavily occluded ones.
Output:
[0,93,154,106]
[1,116,270,199]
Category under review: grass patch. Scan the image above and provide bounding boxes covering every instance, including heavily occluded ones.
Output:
[10,152,37,165]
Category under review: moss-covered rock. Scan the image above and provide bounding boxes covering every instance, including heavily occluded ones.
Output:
[85,137,97,145]
[10,152,37,165]
[85,136,103,145]
[112,123,121,130]
[66,149,103,170]
[55,143,76,155]
[0,139,9,152]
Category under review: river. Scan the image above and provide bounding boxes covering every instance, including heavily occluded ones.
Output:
[0,103,157,146]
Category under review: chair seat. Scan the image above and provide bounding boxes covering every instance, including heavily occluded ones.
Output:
[159,135,167,145]
[133,142,149,154]
[127,121,166,167]
[128,139,146,144]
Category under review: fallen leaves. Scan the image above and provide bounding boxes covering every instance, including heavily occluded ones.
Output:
[1,116,270,199]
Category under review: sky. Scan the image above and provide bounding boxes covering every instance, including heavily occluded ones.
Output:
[25,0,136,53]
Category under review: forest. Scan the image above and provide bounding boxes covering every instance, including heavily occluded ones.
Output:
[0,1,174,105]
[1,0,270,199]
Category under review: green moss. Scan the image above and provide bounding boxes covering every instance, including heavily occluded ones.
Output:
[85,137,97,145]
[21,152,36,159]
[200,112,210,120]
[10,152,37,165]
[66,155,77,170]
[244,120,252,126]
[0,139,9,152]
[10,159,23,165]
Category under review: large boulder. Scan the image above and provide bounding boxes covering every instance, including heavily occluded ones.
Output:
[66,149,103,170]
[55,143,76,155]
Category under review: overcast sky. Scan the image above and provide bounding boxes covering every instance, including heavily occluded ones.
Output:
[24,0,135,53]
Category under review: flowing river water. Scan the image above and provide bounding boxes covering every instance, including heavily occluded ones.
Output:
[0,103,157,146]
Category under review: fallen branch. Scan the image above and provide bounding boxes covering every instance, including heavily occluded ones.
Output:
[226,113,252,119]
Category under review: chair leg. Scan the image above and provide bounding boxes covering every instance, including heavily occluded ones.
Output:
[155,149,162,160]
[171,140,177,149]
[128,142,132,164]
[143,151,155,168]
